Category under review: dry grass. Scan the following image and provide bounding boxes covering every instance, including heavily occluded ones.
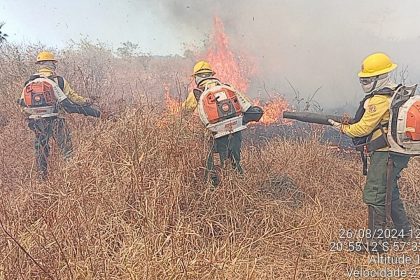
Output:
[1,42,420,279]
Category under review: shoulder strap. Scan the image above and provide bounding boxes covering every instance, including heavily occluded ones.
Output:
[24,74,40,86]
[199,78,221,90]
[49,76,65,91]
[24,74,65,92]
[354,94,372,121]
[57,76,65,91]
[373,87,397,96]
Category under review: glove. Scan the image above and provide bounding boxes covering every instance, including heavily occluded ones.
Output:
[328,119,342,132]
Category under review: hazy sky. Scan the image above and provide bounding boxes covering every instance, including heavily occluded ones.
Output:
[1,0,192,54]
[3,0,420,107]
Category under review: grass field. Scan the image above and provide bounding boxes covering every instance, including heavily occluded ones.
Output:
[1,43,420,279]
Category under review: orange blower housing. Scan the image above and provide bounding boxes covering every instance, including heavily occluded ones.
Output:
[23,81,56,107]
[197,84,248,138]
[406,101,420,140]
[387,84,420,155]
[201,86,242,124]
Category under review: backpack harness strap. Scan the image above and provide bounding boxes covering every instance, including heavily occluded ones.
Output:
[352,86,401,175]
[25,74,65,91]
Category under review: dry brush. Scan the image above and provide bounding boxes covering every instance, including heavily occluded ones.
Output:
[0,42,419,279]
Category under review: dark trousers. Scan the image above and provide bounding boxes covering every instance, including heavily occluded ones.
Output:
[205,131,243,185]
[364,151,411,239]
[28,117,73,178]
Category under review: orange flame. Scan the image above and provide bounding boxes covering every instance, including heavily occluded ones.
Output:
[254,97,291,125]
[156,84,183,129]
[203,16,256,93]
[163,83,181,114]
[162,16,291,126]
[202,17,290,125]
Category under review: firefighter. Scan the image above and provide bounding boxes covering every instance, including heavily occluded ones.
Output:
[329,53,411,252]
[182,61,252,186]
[18,51,93,179]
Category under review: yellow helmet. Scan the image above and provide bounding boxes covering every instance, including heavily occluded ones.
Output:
[192,60,215,76]
[36,51,57,63]
[358,52,397,78]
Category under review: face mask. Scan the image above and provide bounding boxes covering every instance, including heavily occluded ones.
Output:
[38,61,57,72]
[195,72,213,86]
[359,73,390,93]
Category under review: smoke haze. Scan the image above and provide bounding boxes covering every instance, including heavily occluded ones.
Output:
[153,0,420,108]
[3,0,420,108]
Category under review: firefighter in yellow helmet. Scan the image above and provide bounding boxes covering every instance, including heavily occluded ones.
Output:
[18,51,97,179]
[182,60,257,186]
[183,61,217,109]
[329,53,411,252]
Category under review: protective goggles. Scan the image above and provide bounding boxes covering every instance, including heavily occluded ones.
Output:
[195,72,213,78]
[359,73,388,85]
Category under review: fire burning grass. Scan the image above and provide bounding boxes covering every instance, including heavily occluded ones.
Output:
[204,16,256,94]
[162,16,292,127]
[2,15,420,280]
[254,97,291,125]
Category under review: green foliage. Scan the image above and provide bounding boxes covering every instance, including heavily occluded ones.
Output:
[116,41,140,58]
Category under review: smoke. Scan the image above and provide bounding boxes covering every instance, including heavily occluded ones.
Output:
[4,0,420,110]
[147,0,420,109]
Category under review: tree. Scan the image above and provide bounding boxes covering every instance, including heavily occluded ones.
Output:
[0,22,8,43]
[117,41,140,58]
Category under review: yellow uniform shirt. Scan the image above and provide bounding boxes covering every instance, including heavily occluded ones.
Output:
[341,94,391,151]
[182,90,200,112]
